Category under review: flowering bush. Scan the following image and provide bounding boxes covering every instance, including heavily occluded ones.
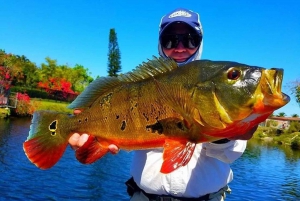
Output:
[14,93,38,116]
[38,78,77,101]
[0,65,12,92]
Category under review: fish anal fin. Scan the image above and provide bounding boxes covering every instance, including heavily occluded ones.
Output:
[23,136,68,170]
[75,135,109,164]
[161,139,196,174]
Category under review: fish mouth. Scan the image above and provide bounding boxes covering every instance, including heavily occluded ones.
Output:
[259,68,290,109]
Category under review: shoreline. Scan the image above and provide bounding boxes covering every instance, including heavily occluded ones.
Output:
[0,107,10,119]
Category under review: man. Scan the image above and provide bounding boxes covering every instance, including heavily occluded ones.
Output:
[69,8,256,201]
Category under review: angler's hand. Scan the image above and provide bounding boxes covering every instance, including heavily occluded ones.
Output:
[68,109,120,154]
[228,125,258,140]
[68,134,119,154]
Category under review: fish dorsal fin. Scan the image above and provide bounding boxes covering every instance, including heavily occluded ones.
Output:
[118,56,178,82]
[68,56,177,109]
[68,76,120,109]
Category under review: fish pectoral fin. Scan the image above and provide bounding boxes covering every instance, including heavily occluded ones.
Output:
[161,139,196,174]
[75,135,109,164]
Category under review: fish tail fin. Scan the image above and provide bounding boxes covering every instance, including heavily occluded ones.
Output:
[75,135,110,164]
[23,110,71,169]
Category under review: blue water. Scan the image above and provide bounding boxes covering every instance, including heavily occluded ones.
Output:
[0,118,299,200]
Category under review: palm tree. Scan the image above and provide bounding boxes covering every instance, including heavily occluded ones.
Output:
[277,112,286,117]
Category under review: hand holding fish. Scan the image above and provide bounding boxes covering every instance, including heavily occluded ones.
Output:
[69,133,119,154]
[69,109,120,154]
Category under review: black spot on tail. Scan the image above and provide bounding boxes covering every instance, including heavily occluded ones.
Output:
[49,120,57,130]
[49,120,58,136]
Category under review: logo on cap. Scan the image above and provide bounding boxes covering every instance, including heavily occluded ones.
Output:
[169,10,191,18]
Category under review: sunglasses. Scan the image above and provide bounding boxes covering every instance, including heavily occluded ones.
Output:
[160,33,202,49]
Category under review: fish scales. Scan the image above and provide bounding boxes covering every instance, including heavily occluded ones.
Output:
[66,79,187,144]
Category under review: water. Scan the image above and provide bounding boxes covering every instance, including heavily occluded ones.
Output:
[0,118,299,201]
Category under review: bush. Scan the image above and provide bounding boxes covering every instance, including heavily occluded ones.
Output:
[11,86,49,99]
[11,93,39,116]
[291,136,300,150]
[10,86,77,102]
[288,121,300,133]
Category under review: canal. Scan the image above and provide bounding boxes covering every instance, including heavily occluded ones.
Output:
[0,118,299,200]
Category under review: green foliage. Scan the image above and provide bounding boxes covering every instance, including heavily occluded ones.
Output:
[277,112,286,117]
[294,83,300,105]
[266,120,278,127]
[70,64,94,92]
[39,58,93,92]
[290,80,300,106]
[107,28,121,76]
[254,126,277,138]
[0,51,93,93]
[287,121,300,133]
[11,86,77,102]
[11,93,38,116]
[11,86,49,99]
[291,135,300,150]
[256,126,300,150]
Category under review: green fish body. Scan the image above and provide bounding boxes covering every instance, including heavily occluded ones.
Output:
[23,57,290,173]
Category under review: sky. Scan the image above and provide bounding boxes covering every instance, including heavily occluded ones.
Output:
[1,0,300,116]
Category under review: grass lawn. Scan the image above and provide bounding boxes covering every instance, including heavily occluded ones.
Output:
[32,98,73,113]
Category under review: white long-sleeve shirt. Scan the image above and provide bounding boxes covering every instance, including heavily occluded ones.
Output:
[130,140,247,198]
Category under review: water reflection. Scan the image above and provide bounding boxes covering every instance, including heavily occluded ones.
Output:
[0,118,299,200]
[229,139,300,201]
[0,119,11,165]
[252,138,300,161]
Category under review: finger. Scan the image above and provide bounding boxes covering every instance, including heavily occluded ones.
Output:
[78,134,89,147]
[68,133,80,149]
[108,144,120,154]
[73,109,82,115]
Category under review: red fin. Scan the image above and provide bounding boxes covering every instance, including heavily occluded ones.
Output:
[23,137,68,170]
[75,135,109,164]
[160,140,196,174]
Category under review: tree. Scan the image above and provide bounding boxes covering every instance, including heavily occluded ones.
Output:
[290,80,300,106]
[107,28,121,76]
[277,112,286,117]
[69,64,93,92]
[295,83,300,106]
[0,65,12,94]
[40,57,59,82]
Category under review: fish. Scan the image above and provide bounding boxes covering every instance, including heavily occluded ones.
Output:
[23,57,290,173]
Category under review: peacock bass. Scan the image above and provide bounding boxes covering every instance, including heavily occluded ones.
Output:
[23,57,290,173]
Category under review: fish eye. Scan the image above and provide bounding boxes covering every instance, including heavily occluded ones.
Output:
[227,68,241,80]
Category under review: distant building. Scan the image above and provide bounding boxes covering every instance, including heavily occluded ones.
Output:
[262,116,300,130]
[0,86,17,108]
[0,85,9,106]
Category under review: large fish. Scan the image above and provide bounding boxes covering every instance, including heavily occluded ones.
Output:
[23,57,289,173]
